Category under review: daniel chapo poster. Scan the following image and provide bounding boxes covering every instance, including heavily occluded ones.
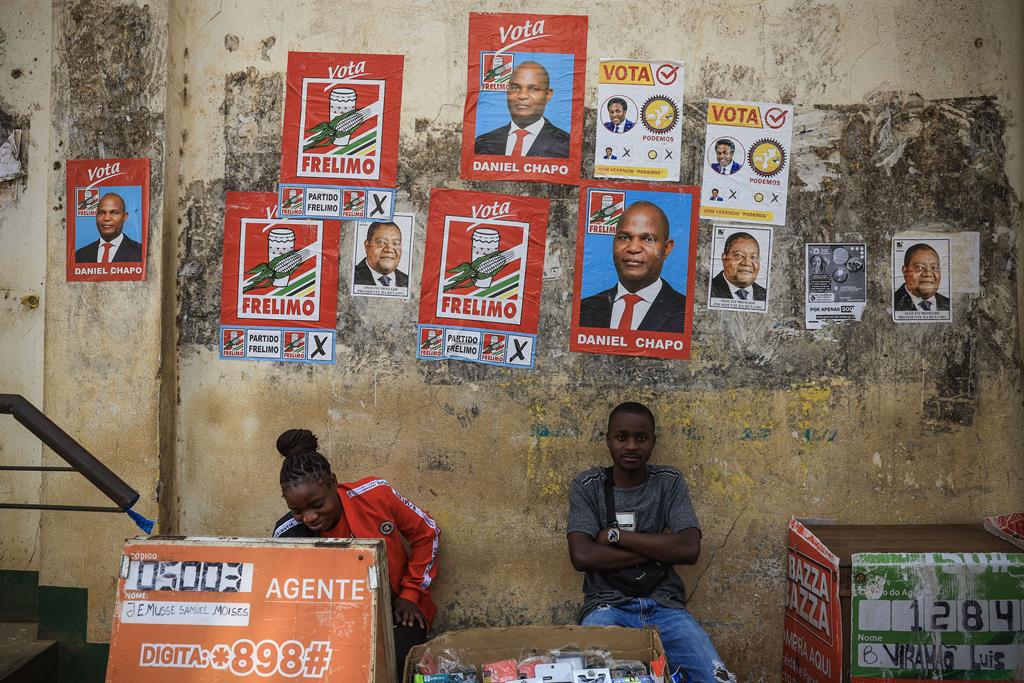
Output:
[65,157,150,282]
[570,181,699,360]
[460,12,587,185]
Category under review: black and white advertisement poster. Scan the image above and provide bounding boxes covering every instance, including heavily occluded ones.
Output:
[804,243,866,329]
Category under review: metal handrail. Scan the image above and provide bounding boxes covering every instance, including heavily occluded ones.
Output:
[0,393,139,511]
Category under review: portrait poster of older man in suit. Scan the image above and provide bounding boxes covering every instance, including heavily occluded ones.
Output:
[891,237,952,323]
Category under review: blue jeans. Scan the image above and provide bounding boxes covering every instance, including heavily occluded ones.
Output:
[581,598,734,683]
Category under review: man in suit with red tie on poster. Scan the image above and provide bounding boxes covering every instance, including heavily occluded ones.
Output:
[578,201,686,333]
[474,61,570,158]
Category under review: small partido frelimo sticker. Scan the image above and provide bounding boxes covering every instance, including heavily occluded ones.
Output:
[220,192,340,364]
[417,189,549,369]
[66,158,150,282]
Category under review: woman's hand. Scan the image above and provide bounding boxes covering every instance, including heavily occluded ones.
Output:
[393,597,426,629]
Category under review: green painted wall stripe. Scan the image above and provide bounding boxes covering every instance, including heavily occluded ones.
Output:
[0,569,40,621]
[0,573,110,683]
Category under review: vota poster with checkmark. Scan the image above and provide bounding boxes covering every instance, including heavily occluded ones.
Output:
[460,12,587,185]
[594,59,685,182]
[219,192,340,364]
[417,189,549,369]
[699,99,794,226]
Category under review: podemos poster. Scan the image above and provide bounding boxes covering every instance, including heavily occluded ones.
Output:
[220,192,340,364]
[594,59,684,182]
[460,12,587,185]
[65,158,150,282]
[699,99,794,226]
[570,181,699,360]
[417,189,549,369]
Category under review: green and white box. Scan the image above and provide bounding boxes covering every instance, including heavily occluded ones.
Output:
[851,552,1024,681]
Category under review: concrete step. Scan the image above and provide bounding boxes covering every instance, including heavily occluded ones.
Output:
[0,622,58,683]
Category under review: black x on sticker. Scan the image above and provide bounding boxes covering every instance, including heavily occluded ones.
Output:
[728,190,738,199]
[509,338,529,362]
[310,334,329,358]
[621,149,631,158]
[664,150,673,159]
[770,193,780,203]
[369,193,388,217]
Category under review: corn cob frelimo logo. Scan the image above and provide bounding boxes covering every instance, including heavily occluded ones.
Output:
[418,189,548,370]
[342,190,366,217]
[587,190,625,234]
[480,52,513,91]
[418,327,444,357]
[283,331,307,359]
[436,203,529,326]
[236,219,324,322]
[294,58,386,182]
[280,187,304,216]
[281,53,404,191]
[221,328,246,357]
[76,188,100,216]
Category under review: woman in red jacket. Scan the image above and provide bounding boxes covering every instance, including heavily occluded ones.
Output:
[272,429,440,681]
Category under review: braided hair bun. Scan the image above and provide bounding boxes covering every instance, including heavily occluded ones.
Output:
[277,429,333,490]
[277,429,319,458]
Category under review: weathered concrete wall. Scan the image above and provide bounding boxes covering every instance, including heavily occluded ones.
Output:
[166,2,1024,679]
[1,0,1022,679]
[0,0,52,572]
[37,0,168,641]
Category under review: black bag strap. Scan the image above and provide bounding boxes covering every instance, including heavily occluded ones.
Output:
[602,466,617,528]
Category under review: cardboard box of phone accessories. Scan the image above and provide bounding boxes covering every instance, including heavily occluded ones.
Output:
[404,626,666,683]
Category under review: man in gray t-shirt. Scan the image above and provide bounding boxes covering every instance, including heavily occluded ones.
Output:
[566,402,734,683]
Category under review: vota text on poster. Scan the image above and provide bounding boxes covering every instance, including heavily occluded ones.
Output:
[594,58,685,182]
[65,158,150,282]
[220,192,340,333]
[417,189,548,369]
[699,99,794,226]
[280,52,404,188]
[569,181,700,360]
[460,12,587,185]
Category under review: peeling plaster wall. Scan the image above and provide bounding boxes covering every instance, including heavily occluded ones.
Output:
[0,0,52,572]
[165,2,1023,678]
[1,0,1022,678]
[37,0,169,641]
